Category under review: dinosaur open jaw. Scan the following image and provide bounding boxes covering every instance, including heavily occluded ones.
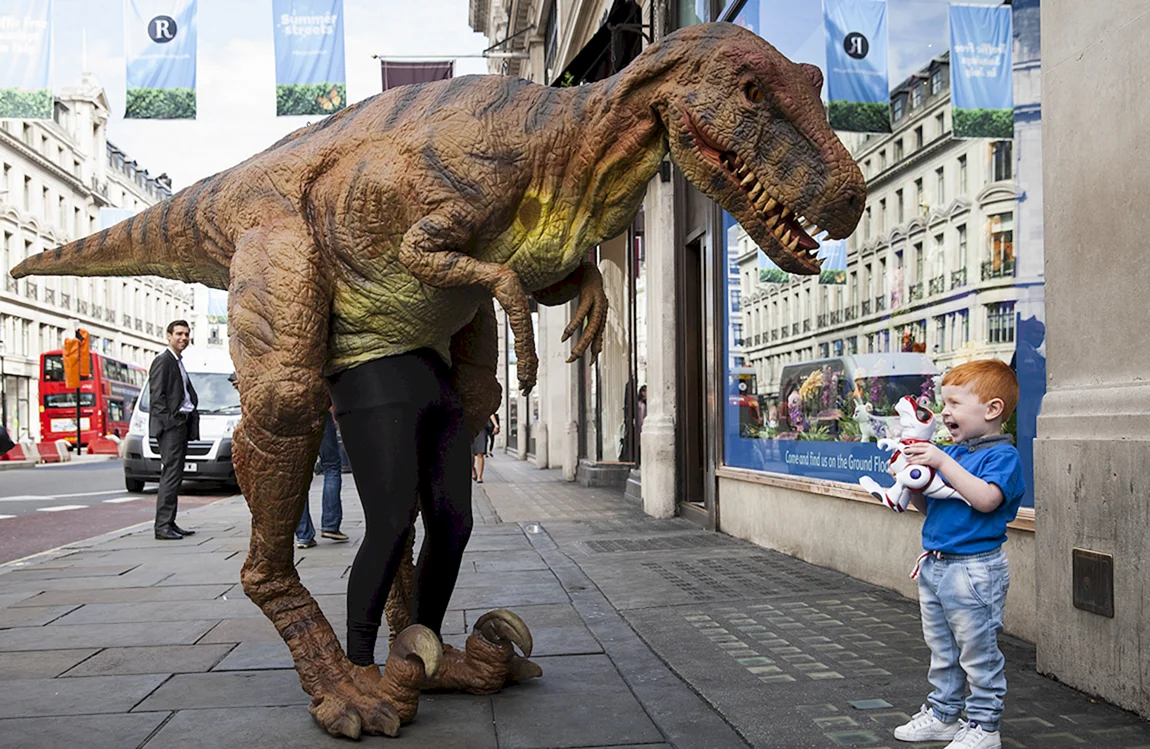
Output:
[675,106,824,273]
[717,151,822,262]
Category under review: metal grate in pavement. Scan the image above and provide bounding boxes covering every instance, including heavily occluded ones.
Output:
[641,555,852,600]
[580,534,739,554]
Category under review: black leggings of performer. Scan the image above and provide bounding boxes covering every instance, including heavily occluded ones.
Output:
[327,349,472,667]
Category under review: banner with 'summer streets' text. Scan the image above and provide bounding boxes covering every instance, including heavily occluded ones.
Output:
[0,0,52,118]
[949,3,1013,139]
[823,0,890,133]
[273,0,346,116]
[125,0,197,119]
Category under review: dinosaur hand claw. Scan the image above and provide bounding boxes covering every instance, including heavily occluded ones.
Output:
[475,608,534,658]
[563,264,607,363]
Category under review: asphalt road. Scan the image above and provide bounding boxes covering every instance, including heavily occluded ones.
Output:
[0,460,235,564]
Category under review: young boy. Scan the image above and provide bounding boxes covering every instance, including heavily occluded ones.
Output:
[893,359,1026,749]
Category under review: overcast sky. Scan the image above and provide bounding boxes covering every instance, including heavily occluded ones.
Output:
[51,0,490,190]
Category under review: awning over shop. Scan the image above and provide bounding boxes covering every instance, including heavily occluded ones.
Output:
[552,0,645,87]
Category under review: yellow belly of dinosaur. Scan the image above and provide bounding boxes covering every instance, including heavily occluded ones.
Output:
[326,275,486,376]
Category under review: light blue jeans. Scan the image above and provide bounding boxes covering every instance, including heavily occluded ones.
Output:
[296,412,343,542]
[917,547,1010,732]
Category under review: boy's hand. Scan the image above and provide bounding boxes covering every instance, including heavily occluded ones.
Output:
[902,442,948,469]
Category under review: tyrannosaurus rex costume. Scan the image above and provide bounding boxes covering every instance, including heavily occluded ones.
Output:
[12,22,864,739]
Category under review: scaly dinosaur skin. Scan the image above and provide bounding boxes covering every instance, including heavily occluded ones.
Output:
[10,23,863,739]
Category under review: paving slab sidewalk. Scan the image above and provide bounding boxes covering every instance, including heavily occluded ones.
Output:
[0,455,1147,749]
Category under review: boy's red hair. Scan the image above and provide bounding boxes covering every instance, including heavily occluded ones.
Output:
[942,359,1019,420]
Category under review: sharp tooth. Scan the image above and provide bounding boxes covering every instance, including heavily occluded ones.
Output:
[766,214,780,229]
[740,173,755,186]
[755,193,770,210]
[781,207,793,220]
[787,235,800,251]
[781,229,792,245]
[749,184,763,200]
[764,197,778,213]
[808,247,820,256]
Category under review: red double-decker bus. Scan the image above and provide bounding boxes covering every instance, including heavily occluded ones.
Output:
[39,350,147,446]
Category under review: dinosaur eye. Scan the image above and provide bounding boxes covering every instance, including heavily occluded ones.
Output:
[744,82,763,104]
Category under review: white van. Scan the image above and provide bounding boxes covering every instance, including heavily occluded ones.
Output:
[122,347,241,493]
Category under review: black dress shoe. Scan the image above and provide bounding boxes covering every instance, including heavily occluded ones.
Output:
[155,528,183,540]
[173,525,196,536]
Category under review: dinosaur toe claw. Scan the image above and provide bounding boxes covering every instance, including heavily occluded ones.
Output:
[391,624,443,678]
[475,608,534,658]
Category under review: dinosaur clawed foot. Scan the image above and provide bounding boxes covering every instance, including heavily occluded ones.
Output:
[305,624,443,739]
[421,609,543,694]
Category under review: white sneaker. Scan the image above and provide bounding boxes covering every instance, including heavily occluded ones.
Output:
[944,722,1001,749]
[894,705,962,742]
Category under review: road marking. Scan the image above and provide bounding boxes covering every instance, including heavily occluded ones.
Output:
[36,505,89,512]
[0,514,15,520]
[102,497,138,504]
[0,490,129,502]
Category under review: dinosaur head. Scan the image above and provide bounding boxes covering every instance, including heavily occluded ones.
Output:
[650,24,866,274]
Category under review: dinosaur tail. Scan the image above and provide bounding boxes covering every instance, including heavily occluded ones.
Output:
[9,175,232,288]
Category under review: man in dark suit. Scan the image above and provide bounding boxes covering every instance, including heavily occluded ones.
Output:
[150,320,199,540]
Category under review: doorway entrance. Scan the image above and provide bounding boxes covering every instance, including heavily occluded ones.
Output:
[677,236,711,528]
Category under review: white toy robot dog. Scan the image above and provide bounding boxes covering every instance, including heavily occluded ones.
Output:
[858,395,969,513]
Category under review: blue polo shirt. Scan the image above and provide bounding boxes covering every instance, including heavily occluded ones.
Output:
[921,435,1026,555]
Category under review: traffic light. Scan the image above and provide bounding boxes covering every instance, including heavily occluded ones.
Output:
[63,337,80,389]
[62,329,91,389]
[78,329,90,378]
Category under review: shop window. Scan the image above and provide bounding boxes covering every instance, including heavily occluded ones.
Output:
[715,5,1043,509]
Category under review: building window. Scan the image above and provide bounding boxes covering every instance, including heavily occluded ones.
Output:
[914,126,924,149]
[989,213,1014,270]
[893,97,905,121]
[987,302,1016,344]
[993,140,1013,181]
[23,175,30,210]
[935,315,947,352]
[864,159,871,177]
[914,178,923,212]
[931,67,943,94]
[878,198,886,232]
[893,139,904,161]
[935,112,945,137]
[1,163,8,195]
[958,154,968,194]
[935,167,945,204]
[864,206,871,237]
[958,225,968,269]
[912,85,922,108]
[914,242,924,282]
[879,150,887,170]
[896,189,904,222]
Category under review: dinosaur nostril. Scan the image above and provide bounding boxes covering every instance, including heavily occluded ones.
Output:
[848,192,865,215]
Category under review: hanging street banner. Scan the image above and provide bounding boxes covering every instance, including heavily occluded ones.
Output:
[0,0,52,118]
[949,3,1013,139]
[823,0,890,133]
[125,0,197,119]
[207,288,228,323]
[817,238,847,284]
[273,0,346,116]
